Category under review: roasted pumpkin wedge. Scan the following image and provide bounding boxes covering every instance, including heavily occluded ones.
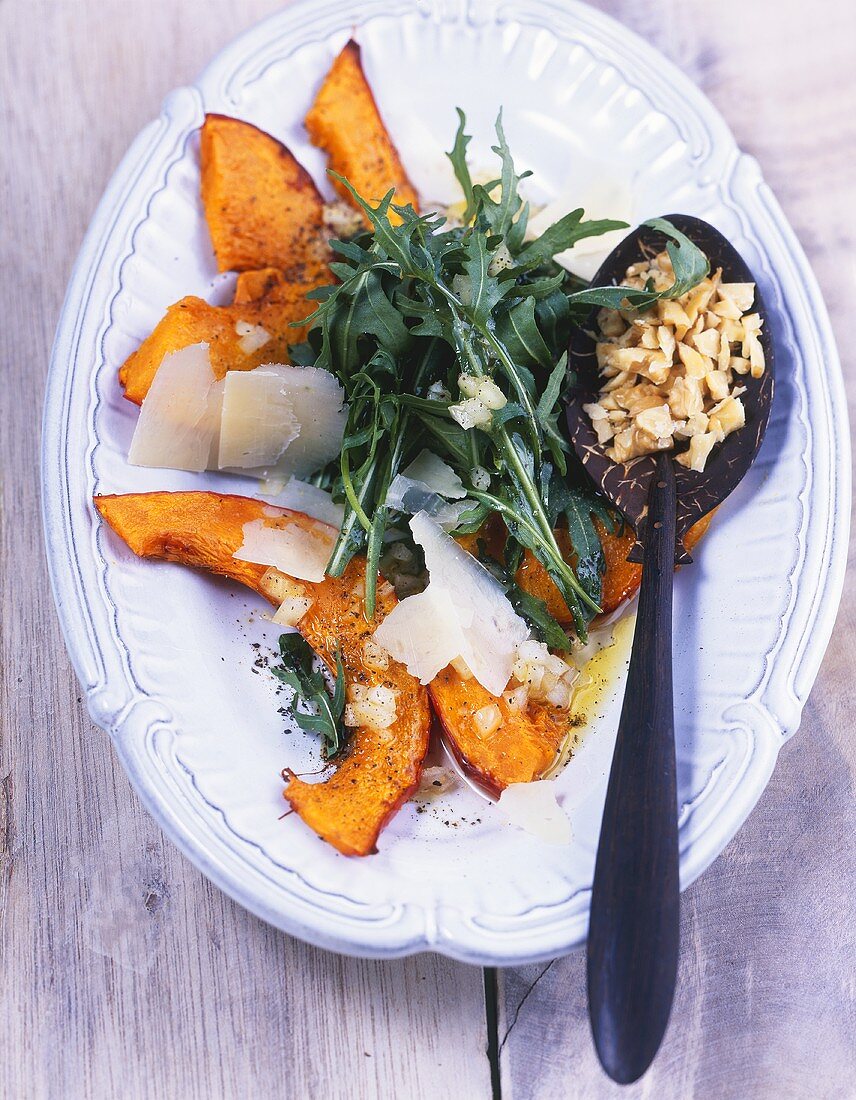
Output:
[118,271,320,405]
[440,513,714,792]
[306,40,418,220]
[94,491,431,856]
[429,668,573,797]
[232,266,288,304]
[514,513,714,621]
[121,113,331,406]
[200,113,330,277]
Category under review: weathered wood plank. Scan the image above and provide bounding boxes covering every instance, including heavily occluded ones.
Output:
[0,3,490,1098]
[500,1,856,1096]
[3,0,854,1097]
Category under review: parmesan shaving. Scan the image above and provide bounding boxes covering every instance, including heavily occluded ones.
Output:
[217,367,299,470]
[128,343,223,471]
[372,584,471,685]
[399,449,466,499]
[409,512,529,696]
[264,365,348,479]
[233,517,336,583]
[264,477,344,529]
[496,781,572,845]
[385,477,473,531]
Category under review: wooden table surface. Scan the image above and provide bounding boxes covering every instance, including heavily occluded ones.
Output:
[2,2,854,1097]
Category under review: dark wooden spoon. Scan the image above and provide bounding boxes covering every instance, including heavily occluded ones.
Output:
[565,214,774,1084]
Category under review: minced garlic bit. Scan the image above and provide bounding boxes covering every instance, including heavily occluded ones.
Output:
[474,703,503,737]
[272,595,314,627]
[362,637,390,672]
[418,765,459,797]
[344,683,398,731]
[426,379,452,403]
[260,567,306,604]
[323,199,365,239]
[449,373,507,430]
[259,568,315,626]
[470,465,491,491]
[450,655,474,681]
[510,639,579,710]
[234,319,271,355]
[584,251,764,473]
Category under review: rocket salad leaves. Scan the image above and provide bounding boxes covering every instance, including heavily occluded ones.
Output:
[293,111,708,640]
[272,635,348,759]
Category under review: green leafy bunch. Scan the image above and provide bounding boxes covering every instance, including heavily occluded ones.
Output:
[272,634,348,758]
[293,110,708,642]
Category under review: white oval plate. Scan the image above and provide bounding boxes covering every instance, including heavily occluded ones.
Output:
[42,0,850,965]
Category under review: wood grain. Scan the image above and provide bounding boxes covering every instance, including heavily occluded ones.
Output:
[0,4,489,1099]
[500,2,856,1097]
[1,2,853,1098]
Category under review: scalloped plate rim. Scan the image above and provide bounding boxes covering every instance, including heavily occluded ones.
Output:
[41,0,850,964]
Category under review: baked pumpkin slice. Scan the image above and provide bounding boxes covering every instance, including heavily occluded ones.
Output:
[428,533,628,796]
[119,270,321,405]
[94,491,431,856]
[429,669,573,798]
[431,514,715,794]
[121,114,330,405]
[200,113,330,278]
[514,513,714,621]
[306,40,418,220]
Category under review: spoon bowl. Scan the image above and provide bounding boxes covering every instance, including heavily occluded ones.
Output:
[566,214,775,562]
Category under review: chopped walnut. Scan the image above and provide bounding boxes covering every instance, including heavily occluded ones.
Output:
[585,252,764,472]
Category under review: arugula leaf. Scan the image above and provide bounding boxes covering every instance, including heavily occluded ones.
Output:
[536,352,568,426]
[517,209,627,268]
[471,111,530,241]
[477,543,572,651]
[272,634,348,759]
[360,271,412,354]
[420,412,481,469]
[461,229,507,325]
[535,352,571,475]
[547,474,617,609]
[535,288,572,352]
[509,587,573,651]
[495,297,553,370]
[447,107,475,223]
[329,175,430,276]
[566,217,709,312]
[508,269,567,300]
[647,216,710,297]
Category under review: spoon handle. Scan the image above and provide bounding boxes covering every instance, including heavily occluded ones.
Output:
[586,450,680,1084]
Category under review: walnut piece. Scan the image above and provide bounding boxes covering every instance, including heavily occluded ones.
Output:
[584,252,764,473]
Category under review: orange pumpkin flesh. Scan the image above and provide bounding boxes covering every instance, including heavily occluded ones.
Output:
[200,113,329,277]
[94,491,430,856]
[433,514,715,793]
[118,275,320,406]
[287,572,430,856]
[428,669,573,798]
[233,267,290,304]
[121,113,332,406]
[305,40,418,222]
[513,513,714,622]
